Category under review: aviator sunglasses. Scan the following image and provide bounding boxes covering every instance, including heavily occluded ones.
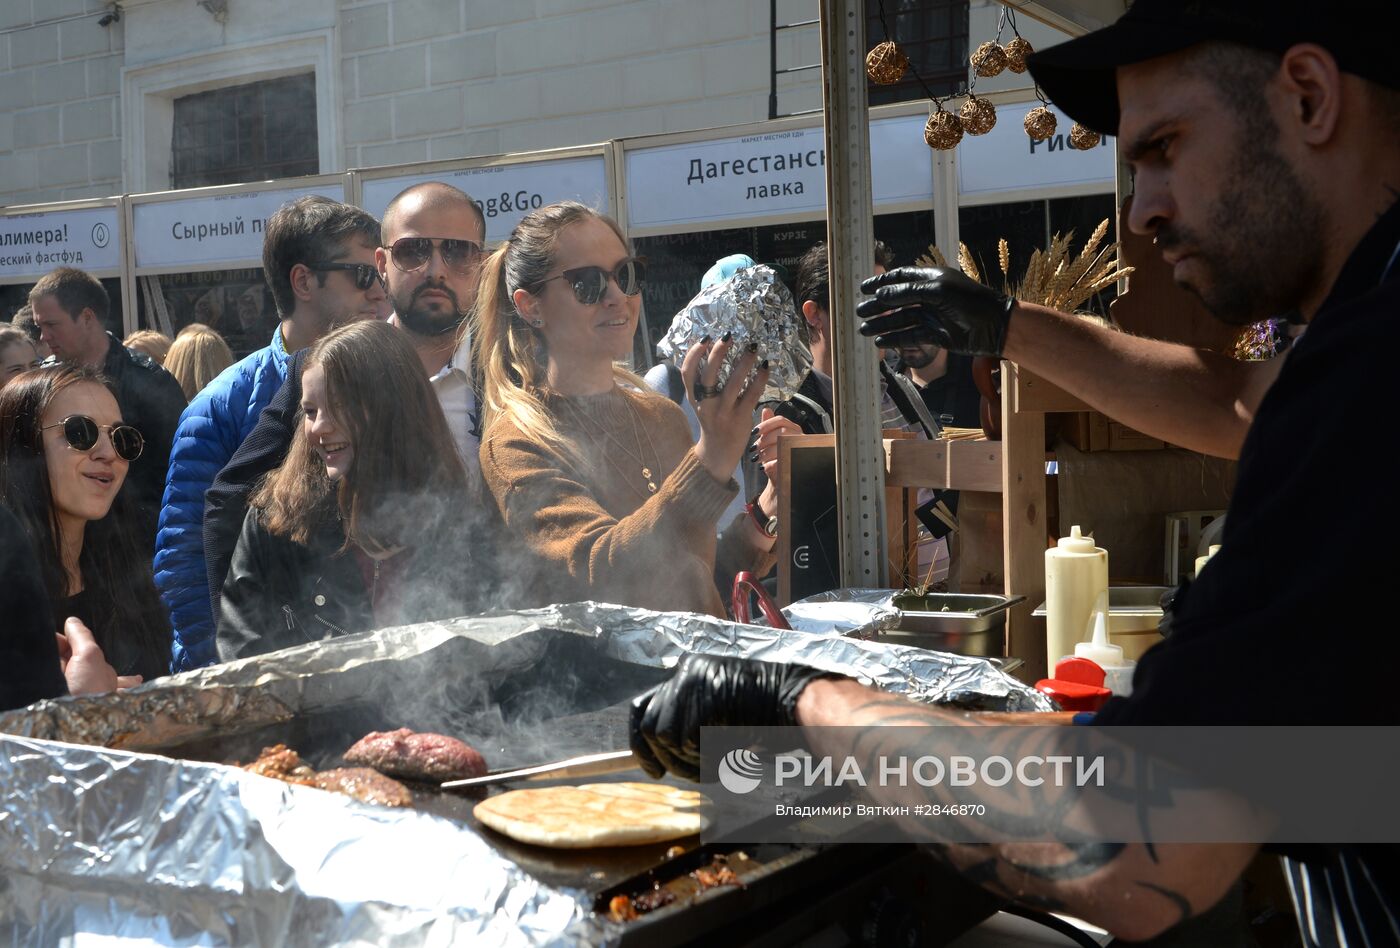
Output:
[40,415,144,462]
[389,237,485,274]
[310,262,384,291]
[538,258,646,305]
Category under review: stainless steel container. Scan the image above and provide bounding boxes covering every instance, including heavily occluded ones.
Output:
[877,593,1024,658]
[1031,585,1170,662]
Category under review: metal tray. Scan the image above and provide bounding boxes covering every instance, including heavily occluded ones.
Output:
[880,593,1024,658]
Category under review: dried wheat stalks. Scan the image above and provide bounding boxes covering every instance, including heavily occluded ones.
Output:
[916,222,1130,315]
[958,243,981,283]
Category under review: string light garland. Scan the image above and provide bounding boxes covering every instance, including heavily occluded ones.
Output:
[970,41,1008,77]
[1003,35,1033,73]
[924,105,965,149]
[869,2,1061,150]
[1024,105,1058,141]
[959,94,997,135]
[1068,122,1101,150]
[865,40,909,84]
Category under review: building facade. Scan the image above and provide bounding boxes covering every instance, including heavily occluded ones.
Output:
[3,0,1099,347]
[2,0,1076,205]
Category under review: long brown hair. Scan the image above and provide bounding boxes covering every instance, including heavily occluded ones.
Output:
[467,201,644,459]
[0,366,170,678]
[253,320,468,551]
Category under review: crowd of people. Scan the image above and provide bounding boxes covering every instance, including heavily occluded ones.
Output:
[2,5,1393,942]
[6,181,950,693]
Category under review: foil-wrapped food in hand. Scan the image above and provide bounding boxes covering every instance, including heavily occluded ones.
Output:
[656,264,813,402]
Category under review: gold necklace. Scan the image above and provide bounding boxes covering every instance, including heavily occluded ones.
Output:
[561,389,660,498]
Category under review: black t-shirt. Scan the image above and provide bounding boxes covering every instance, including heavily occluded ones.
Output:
[910,352,983,430]
[56,586,162,682]
[1094,202,1400,945]
[0,505,65,711]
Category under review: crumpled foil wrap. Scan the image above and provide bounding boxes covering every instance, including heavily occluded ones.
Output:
[778,599,900,638]
[0,602,1047,945]
[656,265,813,403]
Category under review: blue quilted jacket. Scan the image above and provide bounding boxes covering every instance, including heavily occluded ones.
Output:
[156,328,290,672]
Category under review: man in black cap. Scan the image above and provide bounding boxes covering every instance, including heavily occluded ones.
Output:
[629,3,1400,942]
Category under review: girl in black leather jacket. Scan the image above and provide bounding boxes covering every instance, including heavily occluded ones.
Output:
[216,321,491,662]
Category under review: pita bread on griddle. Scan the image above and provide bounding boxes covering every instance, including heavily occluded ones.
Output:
[473,782,710,848]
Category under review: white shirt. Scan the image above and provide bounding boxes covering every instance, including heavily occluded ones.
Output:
[390,316,481,495]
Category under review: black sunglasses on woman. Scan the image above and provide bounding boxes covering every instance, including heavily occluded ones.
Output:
[538,258,646,305]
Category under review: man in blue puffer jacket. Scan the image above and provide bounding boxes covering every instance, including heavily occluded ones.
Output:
[156,196,386,672]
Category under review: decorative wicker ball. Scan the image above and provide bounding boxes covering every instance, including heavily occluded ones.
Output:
[1003,36,1033,74]
[970,41,1008,78]
[1024,106,1058,142]
[1068,122,1101,150]
[865,41,909,85]
[959,95,997,135]
[924,109,964,150]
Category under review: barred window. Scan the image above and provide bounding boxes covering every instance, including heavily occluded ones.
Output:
[171,74,319,189]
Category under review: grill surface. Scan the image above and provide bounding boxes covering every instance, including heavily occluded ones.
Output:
[144,628,1001,944]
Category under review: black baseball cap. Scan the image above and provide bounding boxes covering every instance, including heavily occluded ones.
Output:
[1026,0,1399,136]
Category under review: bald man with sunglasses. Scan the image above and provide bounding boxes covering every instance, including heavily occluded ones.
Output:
[200,183,504,658]
[377,182,490,474]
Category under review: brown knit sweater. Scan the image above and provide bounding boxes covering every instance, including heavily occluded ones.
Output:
[480,386,775,617]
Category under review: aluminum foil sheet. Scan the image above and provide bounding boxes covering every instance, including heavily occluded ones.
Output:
[655,264,812,402]
[0,602,1046,945]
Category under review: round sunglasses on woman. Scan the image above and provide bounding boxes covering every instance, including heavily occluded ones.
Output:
[40,414,145,461]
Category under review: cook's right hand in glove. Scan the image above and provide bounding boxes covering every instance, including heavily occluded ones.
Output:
[629,654,844,781]
[856,266,1016,357]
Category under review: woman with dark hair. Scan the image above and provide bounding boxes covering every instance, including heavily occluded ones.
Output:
[472,201,777,617]
[217,320,487,661]
[0,366,171,683]
[0,326,42,386]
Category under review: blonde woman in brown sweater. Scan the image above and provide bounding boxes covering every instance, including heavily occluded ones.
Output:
[472,202,777,617]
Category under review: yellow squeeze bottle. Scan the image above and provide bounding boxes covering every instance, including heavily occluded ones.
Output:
[1045,525,1109,670]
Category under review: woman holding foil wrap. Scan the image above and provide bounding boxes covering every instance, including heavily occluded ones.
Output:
[216,320,485,662]
[0,366,170,685]
[473,201,777,616]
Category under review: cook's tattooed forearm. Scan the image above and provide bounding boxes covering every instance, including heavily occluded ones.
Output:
[815,692,1197,926]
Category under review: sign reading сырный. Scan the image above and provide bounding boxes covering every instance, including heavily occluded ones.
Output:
[359,156,610,245]
[132,185,347,270]
[0,207,122,281]
[624,115,936,231]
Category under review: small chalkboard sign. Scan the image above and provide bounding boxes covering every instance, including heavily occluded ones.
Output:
[777,434,842,605]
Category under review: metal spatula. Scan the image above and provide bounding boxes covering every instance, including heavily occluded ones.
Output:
[440,749,640,790]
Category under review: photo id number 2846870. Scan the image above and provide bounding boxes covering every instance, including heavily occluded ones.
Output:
[914,804,987,817]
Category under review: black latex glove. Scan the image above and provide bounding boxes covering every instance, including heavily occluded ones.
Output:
[629,654,843,781]
[856,266,1016,357]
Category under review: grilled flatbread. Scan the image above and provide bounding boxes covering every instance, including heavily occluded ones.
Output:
[473,782,710,849]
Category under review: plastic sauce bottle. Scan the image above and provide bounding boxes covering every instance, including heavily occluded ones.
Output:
[1045,525,1109,670]
[1194,543,1222,579]
[1075,606,1136,697]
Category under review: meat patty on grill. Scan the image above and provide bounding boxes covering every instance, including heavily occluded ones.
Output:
[343,728,487,782]
[314,767,412,807]
[243,744,317,786]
